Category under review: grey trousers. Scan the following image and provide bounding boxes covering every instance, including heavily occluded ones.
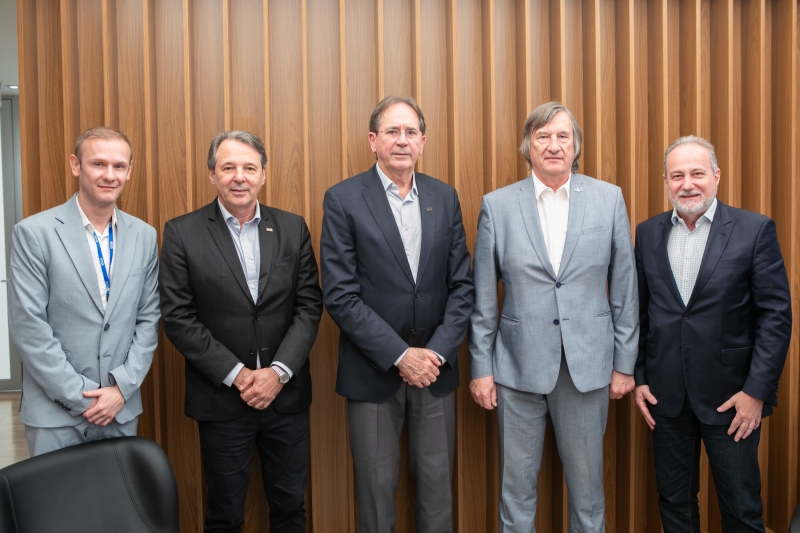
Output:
[348,384,456,533]
[497,356,609,533]
[24,417,138,457]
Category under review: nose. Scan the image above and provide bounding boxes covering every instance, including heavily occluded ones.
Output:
[103,165,116,180]
[545,135,560,152]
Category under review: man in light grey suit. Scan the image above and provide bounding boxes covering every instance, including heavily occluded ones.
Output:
[469,102,639,532]
[9,127,160,456]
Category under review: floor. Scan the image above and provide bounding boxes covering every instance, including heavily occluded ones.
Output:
[0,391,29,468]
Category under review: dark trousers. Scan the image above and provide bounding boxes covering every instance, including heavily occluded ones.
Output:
[652,396,764,533]
[197,406,310,533]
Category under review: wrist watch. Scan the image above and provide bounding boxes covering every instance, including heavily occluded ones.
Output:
[272,365,290,384]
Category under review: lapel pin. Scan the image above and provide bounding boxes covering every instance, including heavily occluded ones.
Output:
[265,228,273,232]
[574,188,582,193]
[427,207,432,211]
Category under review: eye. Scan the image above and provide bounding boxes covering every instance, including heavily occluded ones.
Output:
[405,129,418,138]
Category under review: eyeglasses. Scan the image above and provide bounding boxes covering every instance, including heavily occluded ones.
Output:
[378,128,421,141]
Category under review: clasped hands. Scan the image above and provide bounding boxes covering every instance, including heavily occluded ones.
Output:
[233,367,283,410]
[398,347,442,388]
[82,384,126,426]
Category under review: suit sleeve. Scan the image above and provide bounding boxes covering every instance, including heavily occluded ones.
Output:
[159,220,242,385]
[108,228,161,401]
[468,197,499,379]
[9,223,98,416]
[320,188,409,371]
[607,187,639,375]
[422,189,474,365]
[271,218,323,373]
[633,224,650,385]
[742,217,792,405]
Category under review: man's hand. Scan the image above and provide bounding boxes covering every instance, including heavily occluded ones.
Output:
[718,391,764,442]
[232,367,255,392]
[240,368,283,410]
[634,385,658,430]
[82,385,126,426]
[609,370,635,399]
[397,348,441,388]
[470,376,497,410]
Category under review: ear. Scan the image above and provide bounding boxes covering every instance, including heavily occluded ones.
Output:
[418,134,426,154]
[69,154,81,177]
[208,169,216,185]
[368,132,378,154]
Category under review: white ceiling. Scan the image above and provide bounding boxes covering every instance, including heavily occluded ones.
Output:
[0,0,19,96]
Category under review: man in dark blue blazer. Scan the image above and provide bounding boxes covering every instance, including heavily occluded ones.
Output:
[634,136,792,532]
[320,96,474,533]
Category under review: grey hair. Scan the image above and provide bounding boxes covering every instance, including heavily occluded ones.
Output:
[74,127,133,162]
[663,135,718,175]
[519,101,582,173]
[369,95,426,135]
[207,131,268,170]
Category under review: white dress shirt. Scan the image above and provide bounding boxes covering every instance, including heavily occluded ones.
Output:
[667,198,717,305]
[76,195,117,310]
[532,173,571,276]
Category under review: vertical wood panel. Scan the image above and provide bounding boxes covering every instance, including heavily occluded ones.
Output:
[16,1,800,531]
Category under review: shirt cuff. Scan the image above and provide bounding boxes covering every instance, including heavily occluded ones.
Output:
[394,348,410,367]
[393,349,445,366]
[223,362,245,387]
[270,361,294,379]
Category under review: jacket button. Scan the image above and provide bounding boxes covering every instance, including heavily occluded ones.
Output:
[553,319,560,325]
[415,292,421,298]
[255,315,261,321]
[104,324,110,331]
[556,282,561,288]
[250,350,255,356]
[411,329,415,335]
[682,313,689,320]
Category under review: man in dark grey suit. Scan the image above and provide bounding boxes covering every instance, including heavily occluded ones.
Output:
[160,131,322,532]
[9,127,160,456]
[469,102,639,532]
[320,96,474,533]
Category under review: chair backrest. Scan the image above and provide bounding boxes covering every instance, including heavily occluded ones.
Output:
[0,436,180,533]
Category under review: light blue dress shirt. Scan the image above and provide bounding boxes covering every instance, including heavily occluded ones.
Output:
[217,200,293,387]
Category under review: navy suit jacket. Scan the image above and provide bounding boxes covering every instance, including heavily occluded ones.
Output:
[321,167,474,403]
[634,201,792,424]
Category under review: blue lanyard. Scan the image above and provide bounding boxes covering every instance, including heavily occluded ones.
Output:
[93,223,114,302]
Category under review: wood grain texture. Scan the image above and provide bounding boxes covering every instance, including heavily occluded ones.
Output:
[16,0,800,531]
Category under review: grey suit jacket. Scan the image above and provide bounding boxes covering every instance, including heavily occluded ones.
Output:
[469,174,638,394]
[9,195,160,428]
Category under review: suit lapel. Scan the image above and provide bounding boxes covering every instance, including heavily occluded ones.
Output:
[518,176,557,280]
[206,201,253,303]
[361,169,415,286]
[686,202,731,309]
[654,213,685,308]
[557,174,586,277]
[257,205,274,302]
[415,176,435,287]
[54,197,104,314]
[103,209,137,319]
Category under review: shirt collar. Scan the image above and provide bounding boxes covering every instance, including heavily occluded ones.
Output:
[76,194,117,234]
[376,163,418,198]
[217,199,261,226]
[671,197,718,227]
[532,172,571,200]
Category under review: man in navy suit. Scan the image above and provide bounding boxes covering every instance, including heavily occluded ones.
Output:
[320,96,474,533]
[634,135,792,532]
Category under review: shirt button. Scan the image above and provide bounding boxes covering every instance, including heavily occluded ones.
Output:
[553,319,560,325]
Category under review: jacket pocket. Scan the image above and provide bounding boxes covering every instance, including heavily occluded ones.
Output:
[582,225,608,235]
[596,309,612,317]
[716,257,747,268]
[499,315,520,324]
[434,229,453,240]
[720,346,753,365]
[273,252,296,268]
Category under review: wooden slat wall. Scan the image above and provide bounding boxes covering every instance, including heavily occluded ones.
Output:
[15,0,800,531]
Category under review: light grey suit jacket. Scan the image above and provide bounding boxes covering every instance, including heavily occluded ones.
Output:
[469,174,638,394]
[9,195,160,428]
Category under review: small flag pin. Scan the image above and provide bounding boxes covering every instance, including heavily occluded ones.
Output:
[266,228,273,232]
[574,188,582,193]
[427,207,432,211]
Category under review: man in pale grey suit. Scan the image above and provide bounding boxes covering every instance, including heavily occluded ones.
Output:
[469,102,639,532]
[9,127,160,456]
